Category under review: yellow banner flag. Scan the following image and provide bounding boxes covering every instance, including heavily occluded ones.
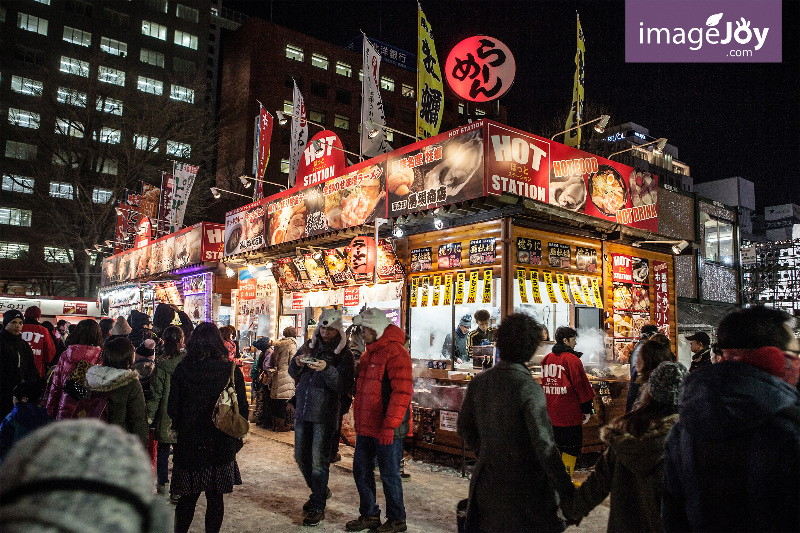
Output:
[530,270,543,304]
[543,271,558,304]
[416,4,444,139]
[432,274,442,306]
[454,271,466,304]
[517,269,528,303]
[580,276,594,306]
[467,270,479,304]
[556,273,572,303]
[591,278,603,308]
[482,269,492,304]
[569,275,585,305]
[410,277,419,307]
[563,13,585,148]
[443,273,453,305]
[420,276,430,306]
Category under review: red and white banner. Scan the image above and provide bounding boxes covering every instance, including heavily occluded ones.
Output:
[254,104,273,200]
[291,292,304,310]
[361,36,390,158]
[134,217,152,249]
[296,130,347,188]
[344,286,360,307]
[170,161,198,233]
[653,260,670,336]
[289,80,308,188]
[157,173,174,237]
[611,253,633,283]
[113,203,128,254]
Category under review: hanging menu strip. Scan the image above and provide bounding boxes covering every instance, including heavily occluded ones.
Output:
[569,275,585,305]
[530,270,543,304]
[443,273,453,306]
[467,270,479,304]
[517,268,528,303]
[410,277,419,307]
[482,269,492,304]
[420,276,430,306]
[580,277,594,307]
[556,273,572,303]
[543,271,558,304]
[454,271,466,304]
[591,278,603,308]
[432,275,441,306]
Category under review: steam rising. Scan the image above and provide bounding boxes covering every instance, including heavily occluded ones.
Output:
[574,327,607,368]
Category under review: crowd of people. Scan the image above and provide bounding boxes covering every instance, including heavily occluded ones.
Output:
[1,302,799,532]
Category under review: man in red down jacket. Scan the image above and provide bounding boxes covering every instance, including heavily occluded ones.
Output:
[345,308,413,533]
[21,306,56,378]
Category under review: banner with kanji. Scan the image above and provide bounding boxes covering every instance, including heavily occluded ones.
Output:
[289,80,308,188]
[563,13,585,148]
[157,172,174,237]
[416,4,443,139]
[169,161,198,233]
[361,35,390,158]
[653,260,670,336]
[140,182,160,223]
[253,103,273,200]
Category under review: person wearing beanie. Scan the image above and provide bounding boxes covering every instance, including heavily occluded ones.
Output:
[109,316,133,339]
[663,307,800,532]
[270,327,299,431]
[441,314,472,365]
[1,310,39,420]
[288,310,354,526]
[0,380,50,459]
[0,419,172,532]
[21,306,56,378]
[128,310,155,348]
[561,361,687,531]
[346,308,411,533]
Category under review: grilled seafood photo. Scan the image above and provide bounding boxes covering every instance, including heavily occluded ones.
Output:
[613,285,632,310]
[423,136,483,197]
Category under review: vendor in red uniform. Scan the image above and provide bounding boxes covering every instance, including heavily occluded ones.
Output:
[21,306,56,378]
[541,326,595,459]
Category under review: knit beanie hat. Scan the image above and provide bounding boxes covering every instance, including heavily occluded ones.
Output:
[109,316,132,336]
[352,308,392,340]
[3,310,23,328]
[24,306,42,320]
[135,339,156,359]
[308,309,347,354]
[152,304,176,331]
[129,311,151,330]
[459,314,472,328]
[0,419,172,533]
[647,361,688,406]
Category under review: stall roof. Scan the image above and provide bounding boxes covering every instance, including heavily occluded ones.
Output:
[677,302,736,332]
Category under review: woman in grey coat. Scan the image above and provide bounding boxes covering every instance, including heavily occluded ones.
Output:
[457,313,575,532]
[270,327,298,431]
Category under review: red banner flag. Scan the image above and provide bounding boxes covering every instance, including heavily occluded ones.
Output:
[254,104,273,200]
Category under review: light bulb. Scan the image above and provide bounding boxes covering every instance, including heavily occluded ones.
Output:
[393,226,404,238]
[210,187,221,199]
[434,218,444,230]
[225,266,235,277]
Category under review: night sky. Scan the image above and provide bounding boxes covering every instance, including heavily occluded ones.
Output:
[225,0,799,211]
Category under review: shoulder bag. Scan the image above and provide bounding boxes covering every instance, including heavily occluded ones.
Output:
[212,362,249,438]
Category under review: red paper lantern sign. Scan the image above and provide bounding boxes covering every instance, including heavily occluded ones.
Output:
[349,236,377,275]
[445,36,516,103]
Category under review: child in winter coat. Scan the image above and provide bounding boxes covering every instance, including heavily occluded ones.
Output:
[133,339,157,403]
[85,338,149,448]
[0,381,50,460]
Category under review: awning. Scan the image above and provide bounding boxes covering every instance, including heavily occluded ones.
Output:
[678,302,736,332]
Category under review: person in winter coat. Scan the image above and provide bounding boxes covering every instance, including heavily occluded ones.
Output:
[168,322,248,533]
[541,326,595,459]
[219,325,240,364]
[686,331,712,372]
[627,334,674,412]
[0,380,50,460]
[624,324,660,412]
[346,308,412,533]
[133,339,157,403]
[21,306,56,378]
[85,338,148,449]
[45,319,103,420]
[99,317,115,343]
[127,310,155,348]
[561,361,687,531]
[41,320,66,365]
[270,327,298,431]
[249,337,274,429]
[146,326,185,498]
[107,316,132,340]
[0,310,39,420]
[663,306,800,532]
[152,303,195,343]
[442,314,471,365]
[457,313,575,533]
[288,312,355,527]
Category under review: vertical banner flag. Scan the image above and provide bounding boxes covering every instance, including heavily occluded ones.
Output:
[416,4,443,139]
[289,80,308,188]
[169,161,198,233]
[563,13,585,148]
[140,182,160,222]
[361,35,390,158]
[123,189,141,251]
[157,172,174,237]
[113,202,128,254]
[254,103,273,200]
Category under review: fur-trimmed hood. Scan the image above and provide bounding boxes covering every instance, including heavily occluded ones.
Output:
[600,413,680,476]
[85,366,140,392]
[308,309,347,354]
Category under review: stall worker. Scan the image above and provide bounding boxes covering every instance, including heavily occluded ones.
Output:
[442,314,472,365]
[466,309,495,358]
[21,306,56,378]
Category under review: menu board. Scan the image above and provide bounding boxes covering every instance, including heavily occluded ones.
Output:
[548,242,571,268]
[653,261,670,335]
[224,201,266,256]
[272,257,304,291]
[438,243,462,269]
[152,281,181,307]
[612,253,654,361]
[377,239,404,281]
[516,237,542,265]
[469,238,495,265]
[410,247,433,272]
[575,247,597,272]
[323,247,354,286]
[302,254,331,289]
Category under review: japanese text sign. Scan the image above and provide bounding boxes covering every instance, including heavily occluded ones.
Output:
[445,36,516,102]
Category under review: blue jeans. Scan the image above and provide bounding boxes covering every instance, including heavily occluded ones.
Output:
[353,435,405,521]
[156,442,171,485]
[294,419,334,512]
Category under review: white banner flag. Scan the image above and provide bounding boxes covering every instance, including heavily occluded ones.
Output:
[360,36,391,158]
[289,80,308,188]
[169,161,198,233]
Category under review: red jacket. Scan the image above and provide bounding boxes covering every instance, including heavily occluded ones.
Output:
[21,324,56,377]
[541,349,595,427]
[46,344,102,420]
[353,324,413,439]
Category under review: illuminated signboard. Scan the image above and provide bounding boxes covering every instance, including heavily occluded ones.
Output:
[444,36,515,103]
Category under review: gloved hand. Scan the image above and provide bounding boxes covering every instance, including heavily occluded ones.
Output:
[309,359,327,371]
[379,428,395,446]
[582,413,591,425]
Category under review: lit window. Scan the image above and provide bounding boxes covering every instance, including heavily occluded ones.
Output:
[174,30,198,50]
[335,62,352,77]
[17,13,48,35]
[11,75,43,96]
[96,97,123,115]
[0,242,29,260]
[92,188,113,204]
[386,130,394,142]
[8,108,40,129]
[100,36,127,56]
[359,70,363,82]
[137,76,163,95]
[134,134,159,152]
[280,159,290,174]
[167,141,191,158]
[308,109,325,124]
[474,108,486,116]
[176,4,199,22]
[401,84,415,98]
[44,246,71,263]
[2,175,34,194]
[0,207,32,227]
[57,87,87,107]
[34,0,51,4]
[170,84,194,103]
[50,182,74,199]
[311,53,328,70]
[285,45,303,62]
[97,127,121,144]
[334,114,349,131]
[5,141,37,161]
[458,103,465,115]
[98,66,125,86]
[55,118,84,138]
[60,56,89,77]
[140,48,165,67]
[283,100,293,115]
[141,20,167,40]
[63,26,91,47]
[380,76,395,91]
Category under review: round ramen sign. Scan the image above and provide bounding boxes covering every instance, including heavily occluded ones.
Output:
[445,36,516,103]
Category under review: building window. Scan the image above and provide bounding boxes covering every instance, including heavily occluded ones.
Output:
[383,102,395,118]
[50,182,74,200]
[14,44,46,66]
[386,130,394,142]
[57,87,87,107]
[400,108,414,124]
[17,13,48,35]
[52,150,78,168]
[138,76,164,95]
[176,4,199,22]
[140,48,165,68]
[286,44,303,62]
[98,159,118,175]
[311,53,328,70]
[283,100,293,115]
[100,36,127,56]
[359,70,363,82]
[174,30,198,50]
[98,66,125,86]
[2,175,34,194]
[34,0,51,4]
[280,159,290,174]
[701,212,734,266]
[92,188,113,204]
[11,76,43,97]
[401,84,415,98]
[144,0,168,13]
[310,80,327,98]
[8,108,40,129]
[96,97,123,115]
[458,103,465,115]
[63,26,91,47]
[0,242,29,260]
[380,76,395,92]
[134,134,159,152]
[0,208,32,227]
[474,108,486,116]
[173,57,195,75]
[5,141,37,161]
[308,109,326,124]
[60,56,90,77]
[170,84,194,103]
[335,62,352,77]
[335,88,351,105]
[97,127,121,144]
[44,246,71,263]
[103,8,129,28]
[55,118,84,138]
[334,114,349,131]
[167,141,191,158]
[142,20,167,40]
[65,0,93,17]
